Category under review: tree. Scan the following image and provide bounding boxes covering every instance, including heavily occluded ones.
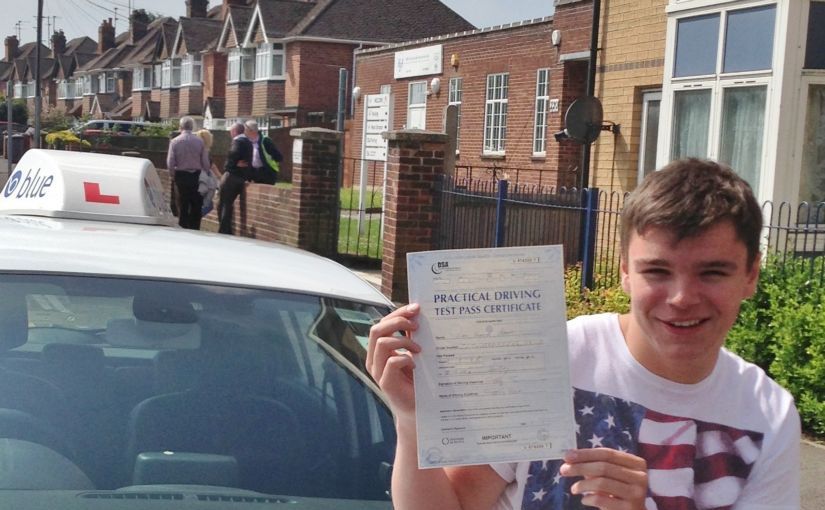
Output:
[0,99,29,125]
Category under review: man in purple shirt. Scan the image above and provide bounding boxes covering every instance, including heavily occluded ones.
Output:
[167,116,210,230]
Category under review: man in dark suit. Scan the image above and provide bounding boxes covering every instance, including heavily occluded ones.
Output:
[218,122,253,235]
[244,120,283,185]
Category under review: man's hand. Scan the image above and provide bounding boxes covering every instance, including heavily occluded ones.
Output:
[366,303,421,423]
[237,161,248,168]
[560,448,648,509]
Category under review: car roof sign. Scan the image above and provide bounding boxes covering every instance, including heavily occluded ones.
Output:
[0,149,176,226]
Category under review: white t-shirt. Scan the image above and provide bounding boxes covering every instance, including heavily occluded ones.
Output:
[491,313,800,510]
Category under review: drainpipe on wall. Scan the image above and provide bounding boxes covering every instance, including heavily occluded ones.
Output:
[580,0,601,190]
[350,44,363,118]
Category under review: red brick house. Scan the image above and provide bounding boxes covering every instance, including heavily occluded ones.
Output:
[350,0,597,189]
[215,0,474,129]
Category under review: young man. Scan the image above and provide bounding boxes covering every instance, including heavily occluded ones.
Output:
[367,159,800,510]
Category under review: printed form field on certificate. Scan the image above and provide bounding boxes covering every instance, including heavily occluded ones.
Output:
[407,246,576,469]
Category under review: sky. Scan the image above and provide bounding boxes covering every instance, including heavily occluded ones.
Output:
[0,0,554,46]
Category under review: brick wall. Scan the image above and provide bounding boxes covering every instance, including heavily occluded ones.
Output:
[160,89,180,119]
[203,52,227,101]
[352,19,587,188]
[591,0,667,193]
[131,90,152,118]
[252,80,285,116]
[225,82,253,118]
[291,41,355,123]
[381,130,446,302]
[179,86,204,116]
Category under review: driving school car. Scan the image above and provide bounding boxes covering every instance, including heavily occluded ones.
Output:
[0,150,395,509]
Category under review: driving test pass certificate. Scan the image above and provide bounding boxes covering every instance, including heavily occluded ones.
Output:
[407,246,576,469]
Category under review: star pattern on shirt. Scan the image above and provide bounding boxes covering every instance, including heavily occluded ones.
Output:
[522,388,646,510]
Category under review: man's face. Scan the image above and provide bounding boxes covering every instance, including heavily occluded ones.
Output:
[619,221,759,383]
[245,128,258,141]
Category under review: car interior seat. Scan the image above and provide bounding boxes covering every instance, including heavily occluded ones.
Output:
[124,336,310,495]
[0,291,82,464]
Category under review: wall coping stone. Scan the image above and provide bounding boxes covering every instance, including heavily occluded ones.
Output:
[383,129,448,143]
[289,127,341,141]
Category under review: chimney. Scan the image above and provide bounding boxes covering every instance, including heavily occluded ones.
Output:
[97,18,115,54]
[187,0,209,18]
[4,35,19,62]
[221,0,247,20]
[129,10,149,44]
[51,30,67,57]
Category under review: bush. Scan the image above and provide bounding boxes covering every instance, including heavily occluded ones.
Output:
[564,264,629,319]
[41,109,74,133]
[727,256,825,436]
[0,99,28,125]
[45,130,91,150]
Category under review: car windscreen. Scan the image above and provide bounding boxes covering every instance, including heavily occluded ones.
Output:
[0,274,395,500]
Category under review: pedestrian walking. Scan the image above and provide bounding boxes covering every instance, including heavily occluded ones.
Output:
[218,122,252,235]
[195,129,221,217]
[166,116,211,230]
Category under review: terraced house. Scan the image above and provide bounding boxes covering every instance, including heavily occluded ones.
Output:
[2,0,473,132]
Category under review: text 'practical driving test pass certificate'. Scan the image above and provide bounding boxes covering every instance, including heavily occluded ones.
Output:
[407,246,576,469]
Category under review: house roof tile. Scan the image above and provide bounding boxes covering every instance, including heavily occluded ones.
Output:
[292,0,474,42]
[176,17,224,55]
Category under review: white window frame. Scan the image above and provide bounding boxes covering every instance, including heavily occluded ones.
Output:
[533,68,550,156]
[171,58,182,88]
[132,67,152,91]
[483,72,509,155]
[181,54,202,86]
[407,81,427,130]
[794,75,825,209]
[152,63,162,89]
[161,60,171,89]
[255,42,285,80]
[659,1,777,200]
[448,77,462,151]
[638,91,662,185]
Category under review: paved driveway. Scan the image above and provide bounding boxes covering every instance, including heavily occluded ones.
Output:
[802,440,825,509]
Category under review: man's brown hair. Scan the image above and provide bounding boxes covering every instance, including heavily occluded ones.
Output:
[621,158,763,267]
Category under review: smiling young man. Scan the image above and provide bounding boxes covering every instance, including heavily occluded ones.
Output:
[367,158,800,510]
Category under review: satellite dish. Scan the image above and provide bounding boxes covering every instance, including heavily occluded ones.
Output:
[563,96,604,144]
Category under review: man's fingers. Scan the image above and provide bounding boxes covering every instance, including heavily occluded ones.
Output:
[565,448,647,471]
[368,335,420,383]
[366,304,420,364]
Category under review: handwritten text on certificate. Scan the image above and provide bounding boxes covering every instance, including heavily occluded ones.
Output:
[407,246,576,469]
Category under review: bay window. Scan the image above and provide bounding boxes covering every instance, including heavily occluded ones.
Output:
[98,72,115,93]
[162,59,181,88]
[153,64,162,88]
[181,54,202,86]
[255,43,284,80]
[228,47,255,82]
[132,67,152,91]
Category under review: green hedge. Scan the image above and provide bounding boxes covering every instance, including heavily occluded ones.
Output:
[727,256,825,436]
[565,257,825,437]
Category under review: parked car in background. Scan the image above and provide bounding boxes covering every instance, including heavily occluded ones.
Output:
[73,120,156,136]
[0,149,396,509]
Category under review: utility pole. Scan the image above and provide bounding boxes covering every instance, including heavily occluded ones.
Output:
[34,0,43,148]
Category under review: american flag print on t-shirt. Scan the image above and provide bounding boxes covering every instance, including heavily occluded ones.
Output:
[521,388,764,510]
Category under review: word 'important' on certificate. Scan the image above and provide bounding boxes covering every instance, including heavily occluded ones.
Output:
[407,246,576,469]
